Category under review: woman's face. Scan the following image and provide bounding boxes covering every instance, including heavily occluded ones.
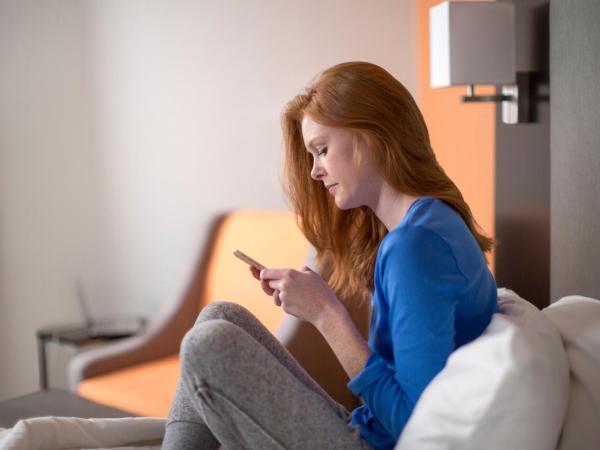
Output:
[301,114,382,210]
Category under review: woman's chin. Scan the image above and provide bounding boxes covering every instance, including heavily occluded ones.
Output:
[332,198,347,210]
[333,196,359,210]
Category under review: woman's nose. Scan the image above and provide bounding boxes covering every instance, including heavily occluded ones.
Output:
[310,160,325,180]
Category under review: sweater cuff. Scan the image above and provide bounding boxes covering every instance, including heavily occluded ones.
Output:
[347,352,388,396]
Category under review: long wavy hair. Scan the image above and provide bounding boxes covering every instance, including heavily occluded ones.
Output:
[281,61,495,305]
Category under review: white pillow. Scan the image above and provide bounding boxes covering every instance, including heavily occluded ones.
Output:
[395,288,570,450]
[542,295,600,450]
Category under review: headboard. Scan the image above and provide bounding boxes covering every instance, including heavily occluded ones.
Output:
[550,0,600,301]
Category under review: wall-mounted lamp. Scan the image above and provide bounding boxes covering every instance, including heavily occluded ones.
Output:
[430,1,531,125]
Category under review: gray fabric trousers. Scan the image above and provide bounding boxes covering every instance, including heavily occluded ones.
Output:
[161,301,373,450]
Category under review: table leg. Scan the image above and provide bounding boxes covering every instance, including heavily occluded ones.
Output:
[37,336,48,390]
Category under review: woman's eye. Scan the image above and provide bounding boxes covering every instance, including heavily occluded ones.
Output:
[317,147,328,156]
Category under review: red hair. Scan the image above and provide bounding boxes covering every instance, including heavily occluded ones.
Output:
[281,62,494,305]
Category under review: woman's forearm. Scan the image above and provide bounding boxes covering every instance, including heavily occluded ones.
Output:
[314,302,370,380]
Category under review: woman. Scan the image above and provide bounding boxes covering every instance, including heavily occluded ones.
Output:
[162,61,498,450]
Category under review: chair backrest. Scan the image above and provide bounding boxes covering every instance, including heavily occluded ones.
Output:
[199,209,311,333]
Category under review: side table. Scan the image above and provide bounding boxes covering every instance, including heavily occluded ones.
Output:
[36,318,146,390]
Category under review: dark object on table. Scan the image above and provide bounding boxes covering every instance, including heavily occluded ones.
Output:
[36,317,146,390]
[0,389,137,429]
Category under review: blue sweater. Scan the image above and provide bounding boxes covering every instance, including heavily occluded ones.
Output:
[347,196,498,450]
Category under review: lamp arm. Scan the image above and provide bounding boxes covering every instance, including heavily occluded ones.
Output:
[462,84,515,103]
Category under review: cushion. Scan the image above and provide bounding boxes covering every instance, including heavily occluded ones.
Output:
[395,288,569,450]
[542,295,600,450]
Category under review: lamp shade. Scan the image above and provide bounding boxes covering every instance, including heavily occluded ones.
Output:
[430,1,516,88]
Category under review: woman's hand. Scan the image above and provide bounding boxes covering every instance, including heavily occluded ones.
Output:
[249,265,344,327]
[250,264,369,379]
[249,265,276,298]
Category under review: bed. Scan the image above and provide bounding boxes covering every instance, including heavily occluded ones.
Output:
[1,288,598,450]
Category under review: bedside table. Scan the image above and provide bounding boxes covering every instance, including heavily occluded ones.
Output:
[36,318,146,390]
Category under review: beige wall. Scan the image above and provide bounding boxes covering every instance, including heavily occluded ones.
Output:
[0,0,417,399]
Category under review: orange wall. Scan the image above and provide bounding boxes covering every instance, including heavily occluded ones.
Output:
[416,0,496,270]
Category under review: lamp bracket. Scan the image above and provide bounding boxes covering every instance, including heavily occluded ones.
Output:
[462,85,514,102]
[461,72,534,124]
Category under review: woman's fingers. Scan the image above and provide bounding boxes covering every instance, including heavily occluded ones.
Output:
[262,280,275,295]
[260,276,275,295]
[273,289,282,306]
[250,266,275,295]
[260,268,290,281]
[249,265,261,280]
[267,279,282,290]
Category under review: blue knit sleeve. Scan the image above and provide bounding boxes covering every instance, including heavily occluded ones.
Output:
[348,225,467,441]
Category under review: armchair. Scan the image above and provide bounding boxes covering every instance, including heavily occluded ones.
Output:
[68,209,369,416]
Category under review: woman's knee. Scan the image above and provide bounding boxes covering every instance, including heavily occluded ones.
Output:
[181,318,245,364]
[194,300,253,326]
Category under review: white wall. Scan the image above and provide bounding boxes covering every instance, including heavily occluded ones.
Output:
[0,0,416,400]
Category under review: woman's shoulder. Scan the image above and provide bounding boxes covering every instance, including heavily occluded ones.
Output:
[383,196,458,249]
[395,196,461,231]
[380,196,485,275]
[375,219,469,306]
[378,222,458,277]
[382,196,491,286]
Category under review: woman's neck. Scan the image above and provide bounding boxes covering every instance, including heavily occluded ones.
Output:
[371,182,421,231]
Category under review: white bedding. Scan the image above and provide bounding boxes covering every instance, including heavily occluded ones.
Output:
[0,416,165,450]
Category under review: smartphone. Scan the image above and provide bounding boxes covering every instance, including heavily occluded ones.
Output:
[232,248,266,271]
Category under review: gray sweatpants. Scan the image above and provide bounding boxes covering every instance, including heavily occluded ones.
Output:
[162,301,374,450]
